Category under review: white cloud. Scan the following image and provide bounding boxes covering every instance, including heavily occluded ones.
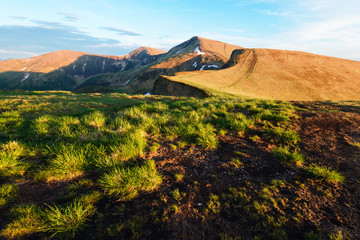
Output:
[256,0,360,60]
[261,10,292,16]
[0,49,38,59]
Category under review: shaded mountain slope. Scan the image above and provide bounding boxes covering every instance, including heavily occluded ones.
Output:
[0,48,165,90]
[78,36,242,93]
[165,48,360,100]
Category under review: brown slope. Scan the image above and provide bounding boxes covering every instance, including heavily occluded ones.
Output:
[169,48,360,100]
[0,47,166,91]
[106,36,243,92]
[128,47,166,58]
[0,50,98,73]
[0,47,165,74]
[150,36,242,70]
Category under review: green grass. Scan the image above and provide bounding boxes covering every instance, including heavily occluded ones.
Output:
[0,183,19,207]
[1,204,46,239]
[36,144,89,181]
[307,165,345,183]
[99,160,162,200]
[0,141,27,180]
[265,127,300,145]
[231,158,244,168]
[0,91,353,239]
[174,173,184,181]
[110,129,147,161]
[196,123,219,149]
[84,111,106,128]
[273,146,305,166]
[44,201,95,239]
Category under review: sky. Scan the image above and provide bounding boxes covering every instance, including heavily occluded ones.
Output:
[1,0,359,60]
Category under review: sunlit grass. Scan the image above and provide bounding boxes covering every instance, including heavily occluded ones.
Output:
[265,127,300,145]
[1,204,46,239]
[273,146,305,166]
[99,159,162,200]
[0,141,27,180]
[307,165,345,183]
[36,144,89,182]
[84,111,106,128]
[0,183,19,207]
[110,129,147,161]
[44,201,95,239]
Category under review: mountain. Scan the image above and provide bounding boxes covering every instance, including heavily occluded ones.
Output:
[155,48,360,100]
[1,36,360,100]
[0,48,165,91]
[77,36,242,93]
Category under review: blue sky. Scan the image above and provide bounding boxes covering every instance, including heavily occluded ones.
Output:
[1,0,359,60]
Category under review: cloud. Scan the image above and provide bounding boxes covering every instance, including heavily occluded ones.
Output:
[102,27,142,36]
[0,24,131,59]
[57,12,81,22]
[10,16,28,21]
[0,49,38,60]
[233,0,277,7]
[257,0,360,60]
[261,10,291,16]
[30,20,66,29]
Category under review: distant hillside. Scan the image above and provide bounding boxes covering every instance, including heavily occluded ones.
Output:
[2,37,360,100]
[161,48,360,100]
[78,36,242,93]
[0,48,165,90]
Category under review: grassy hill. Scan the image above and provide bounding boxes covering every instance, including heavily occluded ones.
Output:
[0,91,359,239]
[167,48,360,101]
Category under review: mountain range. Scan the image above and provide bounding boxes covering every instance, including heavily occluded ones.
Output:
[0,36,359,100]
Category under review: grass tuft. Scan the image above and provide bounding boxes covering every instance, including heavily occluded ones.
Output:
[84,111,106,128]
[308,165,345,183]
[44,201,95,239]
[0,141,27,180]
[0,183,19,207]
[273,146,305,166]
[1,204,46,239]
[265,127,300,145]
[196,123,218,149]
[111,129,147,161]
[99,159,162,200]
[36,144,88,181]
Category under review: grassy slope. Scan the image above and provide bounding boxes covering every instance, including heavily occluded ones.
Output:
[170,48,360,101]
[0,91,359,239]
[0,51,100,74]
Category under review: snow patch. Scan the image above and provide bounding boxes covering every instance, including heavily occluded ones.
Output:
[21,73,30,82]
[194,47,206,55]
[123,79,131,86]
[21,67,28,71]
[200,65,207,71]
[102,60,106,71]
[144,92,151,96]
[82,63,87,73]
[207,65,219,68]
[192,62,198,68]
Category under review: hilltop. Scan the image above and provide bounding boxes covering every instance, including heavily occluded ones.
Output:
[160,48,360,100]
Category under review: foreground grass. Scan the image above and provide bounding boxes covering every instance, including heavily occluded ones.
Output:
[0,91,352,239]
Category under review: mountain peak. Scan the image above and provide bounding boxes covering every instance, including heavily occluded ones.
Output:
[129,47,166,58]
[166,36,242,62]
